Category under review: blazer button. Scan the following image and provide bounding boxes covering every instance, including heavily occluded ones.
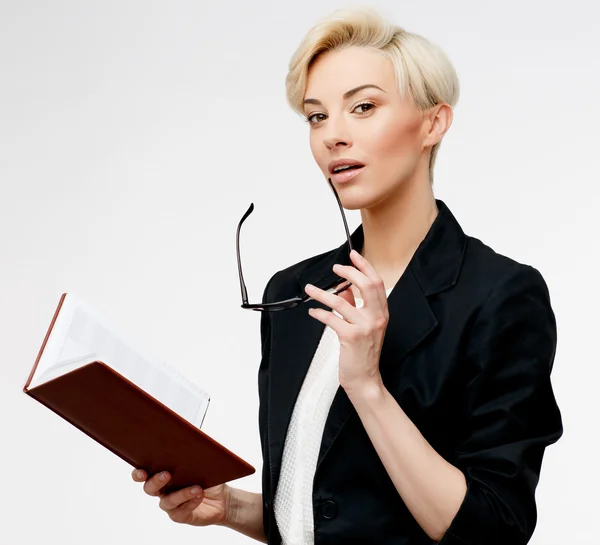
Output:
[320,500,338,520]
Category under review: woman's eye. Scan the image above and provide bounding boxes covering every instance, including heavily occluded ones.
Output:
[307,113,327,125]
[306,104,373,125]
[353,102,375,114]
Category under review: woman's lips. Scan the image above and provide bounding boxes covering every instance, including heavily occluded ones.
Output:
[330,166,364,184]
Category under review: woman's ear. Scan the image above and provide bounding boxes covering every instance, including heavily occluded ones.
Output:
[423,103,453,148]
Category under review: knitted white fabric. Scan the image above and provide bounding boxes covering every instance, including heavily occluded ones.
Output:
[273,288,393,545]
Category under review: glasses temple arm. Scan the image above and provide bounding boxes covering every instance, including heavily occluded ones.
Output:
[328,177,354,253]
[237,181,350,309]
[236,203,255,305]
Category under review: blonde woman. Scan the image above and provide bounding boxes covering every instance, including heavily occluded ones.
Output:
[133,7,562,545]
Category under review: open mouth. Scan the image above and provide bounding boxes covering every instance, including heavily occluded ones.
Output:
[330,164,364,183]
[332,165,363,173]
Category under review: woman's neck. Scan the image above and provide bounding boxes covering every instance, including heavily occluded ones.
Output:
[358,177,438,290]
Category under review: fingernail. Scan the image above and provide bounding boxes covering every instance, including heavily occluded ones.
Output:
[191,486,200,496]
[136,470,144,479]
[159,472,168,481]
[305,284,314,292]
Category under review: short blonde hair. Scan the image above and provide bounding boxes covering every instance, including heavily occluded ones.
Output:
[286,6,460,184]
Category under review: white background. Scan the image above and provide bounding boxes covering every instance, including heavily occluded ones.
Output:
[1,1,597,544]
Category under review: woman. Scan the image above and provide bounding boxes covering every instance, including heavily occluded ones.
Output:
[132,7,562,544]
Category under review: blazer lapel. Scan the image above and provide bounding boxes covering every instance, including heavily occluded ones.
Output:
[267,199,467,492]
[315,265,438,473]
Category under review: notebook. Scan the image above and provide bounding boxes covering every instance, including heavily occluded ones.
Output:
[23,293,255,493]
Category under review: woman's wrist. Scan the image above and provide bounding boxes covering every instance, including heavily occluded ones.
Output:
[218,486,266,543]
[216,484,235,527]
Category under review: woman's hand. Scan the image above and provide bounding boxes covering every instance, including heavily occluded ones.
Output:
[132,469,230,527]
[305,249,390,394]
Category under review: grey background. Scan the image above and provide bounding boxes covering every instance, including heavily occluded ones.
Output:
[1,1,597,543]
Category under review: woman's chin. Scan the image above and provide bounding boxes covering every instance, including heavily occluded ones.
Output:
[337,186,379,211]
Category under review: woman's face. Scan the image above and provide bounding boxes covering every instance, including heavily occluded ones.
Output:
[303,46,441,210]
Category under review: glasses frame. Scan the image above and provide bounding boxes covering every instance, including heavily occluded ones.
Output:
[237,178,354,312]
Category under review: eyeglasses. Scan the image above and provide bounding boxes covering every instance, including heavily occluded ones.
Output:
[237,178,354,312]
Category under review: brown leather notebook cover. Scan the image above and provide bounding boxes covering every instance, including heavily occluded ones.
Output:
[23,294,255,493]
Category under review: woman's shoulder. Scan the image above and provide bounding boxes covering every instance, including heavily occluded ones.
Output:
[460,233,551,302]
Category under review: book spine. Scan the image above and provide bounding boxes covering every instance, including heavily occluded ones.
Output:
[23,293,67,392]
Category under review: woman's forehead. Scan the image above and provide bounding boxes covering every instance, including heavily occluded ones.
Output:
[305,47,395,100]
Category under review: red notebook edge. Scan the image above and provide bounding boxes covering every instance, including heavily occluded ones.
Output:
[23,292,67,393]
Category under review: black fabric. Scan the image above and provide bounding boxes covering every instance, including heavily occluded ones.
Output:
[257,200,562,545]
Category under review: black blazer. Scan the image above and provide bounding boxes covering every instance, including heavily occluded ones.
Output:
[257,200,562,545]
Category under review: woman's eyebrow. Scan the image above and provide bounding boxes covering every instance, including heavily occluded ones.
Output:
[303,84,386,106]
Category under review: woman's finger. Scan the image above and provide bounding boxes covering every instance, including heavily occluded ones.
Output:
[305,283,362,324]
[165,496,206,524]
[143,471,171,497]
[347,251,388,308]
[332,263,372,296]
[336,283,356,308]
[159,485,204,512]
[132,468,147,482]
[308,306,354,336]
[333,262,386,309]
[349,249,379,278]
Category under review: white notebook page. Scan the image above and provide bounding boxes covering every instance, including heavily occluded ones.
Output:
[30,294,210,428]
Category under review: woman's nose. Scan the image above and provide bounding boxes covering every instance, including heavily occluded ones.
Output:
[323,136,350,149]
[322,117,352,149]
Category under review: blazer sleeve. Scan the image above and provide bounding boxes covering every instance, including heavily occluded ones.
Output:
[439,264,563,545]
[258,275,274,454]
[258,273,277,540]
